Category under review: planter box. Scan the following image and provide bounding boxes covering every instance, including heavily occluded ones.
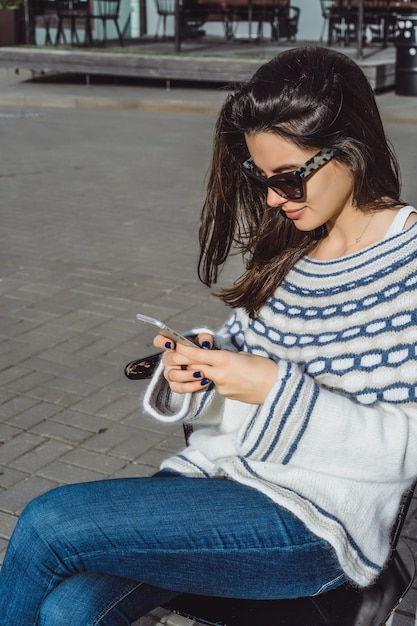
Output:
[0,7,25,45]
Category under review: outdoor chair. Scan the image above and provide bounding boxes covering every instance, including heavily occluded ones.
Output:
[249,0,298,42]
[32,0,58,45]
[319,0,335,42]
[320,0,356,45]
[362,0,396,46]
[275,4,299,41]
[55,0,93,45]
[154,0,176,38]
[182,0,230,41]
[95,0,124,45]
[125,352,416,626]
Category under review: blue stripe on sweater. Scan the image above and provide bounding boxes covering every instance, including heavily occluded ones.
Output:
[260,375,306,462]
[251,312,417,350]
[293,229,417,278]
[242,363,292,458]
[287,252,416,297]
[267,283,417,323]
[175,454,211,478]
[282,383,319,464]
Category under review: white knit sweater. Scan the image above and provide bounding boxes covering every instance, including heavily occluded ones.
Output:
[144,216,417,588]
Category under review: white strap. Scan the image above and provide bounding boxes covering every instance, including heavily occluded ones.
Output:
[384,205,417,239]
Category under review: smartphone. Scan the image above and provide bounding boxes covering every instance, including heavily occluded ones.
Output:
[136,313,196,347]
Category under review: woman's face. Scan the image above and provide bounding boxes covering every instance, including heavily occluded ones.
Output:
[244,132,355,233]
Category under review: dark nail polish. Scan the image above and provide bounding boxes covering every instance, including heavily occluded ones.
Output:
[165,341,172,349]
[201,379,209,386]
[193,371,202,379]
[201,341,211,349]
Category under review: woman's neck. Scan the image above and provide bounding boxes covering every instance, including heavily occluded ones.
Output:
[309,207,400,261]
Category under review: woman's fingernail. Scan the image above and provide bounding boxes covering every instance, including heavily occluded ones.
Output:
[193,371,202,379]
[200,378,209,386]
[165,341,172,349]
[201,341,211,349]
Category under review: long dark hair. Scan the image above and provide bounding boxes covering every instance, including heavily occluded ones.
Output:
[198,46,402,317]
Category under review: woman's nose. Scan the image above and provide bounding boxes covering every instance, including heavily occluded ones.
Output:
[266,187,287,208]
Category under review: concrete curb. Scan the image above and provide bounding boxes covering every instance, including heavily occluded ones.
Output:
[0,92,223,113]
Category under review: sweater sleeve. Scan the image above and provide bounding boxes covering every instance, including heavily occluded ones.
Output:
[143,323,237,424]
[237,359,417,482]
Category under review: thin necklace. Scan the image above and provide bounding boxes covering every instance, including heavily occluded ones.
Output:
[344,214,374,251]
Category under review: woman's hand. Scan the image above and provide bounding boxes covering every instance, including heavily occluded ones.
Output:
[153,333,278,405]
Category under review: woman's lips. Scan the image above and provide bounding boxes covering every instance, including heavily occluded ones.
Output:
[283,207,305,220]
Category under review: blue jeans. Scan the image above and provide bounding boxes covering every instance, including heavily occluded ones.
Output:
[0,473,346,625]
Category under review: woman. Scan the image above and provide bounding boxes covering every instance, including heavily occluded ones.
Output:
[1,46,417,625]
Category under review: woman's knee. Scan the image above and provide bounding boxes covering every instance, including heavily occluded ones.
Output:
[18,486,70,533]
[38,578,98,626]
[11,484,80,556]
[38,573,138,626]
[38,589,69,626]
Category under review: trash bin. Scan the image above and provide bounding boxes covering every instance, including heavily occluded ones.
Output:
[395,15,417,96]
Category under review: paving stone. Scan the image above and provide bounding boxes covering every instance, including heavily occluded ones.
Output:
[83,423,140,453]
[0,423,22,443]
[31,348,89,369]
[132,448,174,471]
[123,413,181,437]
[12,308,59,325]
[108,429,168,461]
[0,474,57,515]
[112,462,160,478]
[38,461,110,485]
[14,356,75,378]
[52,408,109,433]
[5,400,62,430]
[66,359,118,383]
[27,384,83,407]
[0,432,45,466]
[0,393,43,419]
[52,332,102,354]
[0,318,46,339]
[0,510,18,539]
[29,419,95,444]
[10,440,74,474]
[76,363,122,387]
[46,375,100,397]
[0,364,35,387]
[10,331,71,355]
[0,465,29,490]
[0,537,10,566]
[95,393,143,420]
[3,369,56,394]
[71,388,127,416]
[61,447,127,475]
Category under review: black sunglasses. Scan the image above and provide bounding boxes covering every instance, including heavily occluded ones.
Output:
[242,149,335,201]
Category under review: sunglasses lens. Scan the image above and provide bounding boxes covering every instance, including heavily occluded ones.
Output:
[270,175,303,200]
[243,162,304,200]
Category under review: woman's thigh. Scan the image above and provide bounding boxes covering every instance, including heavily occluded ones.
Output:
[5,474,344,600]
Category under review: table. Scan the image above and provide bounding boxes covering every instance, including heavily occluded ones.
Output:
[225,0,289,39]
[176,0,289,48]
[329,0,417,53]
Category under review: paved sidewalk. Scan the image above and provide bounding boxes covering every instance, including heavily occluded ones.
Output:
[0,67,416,625]
[0,70,234,626]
